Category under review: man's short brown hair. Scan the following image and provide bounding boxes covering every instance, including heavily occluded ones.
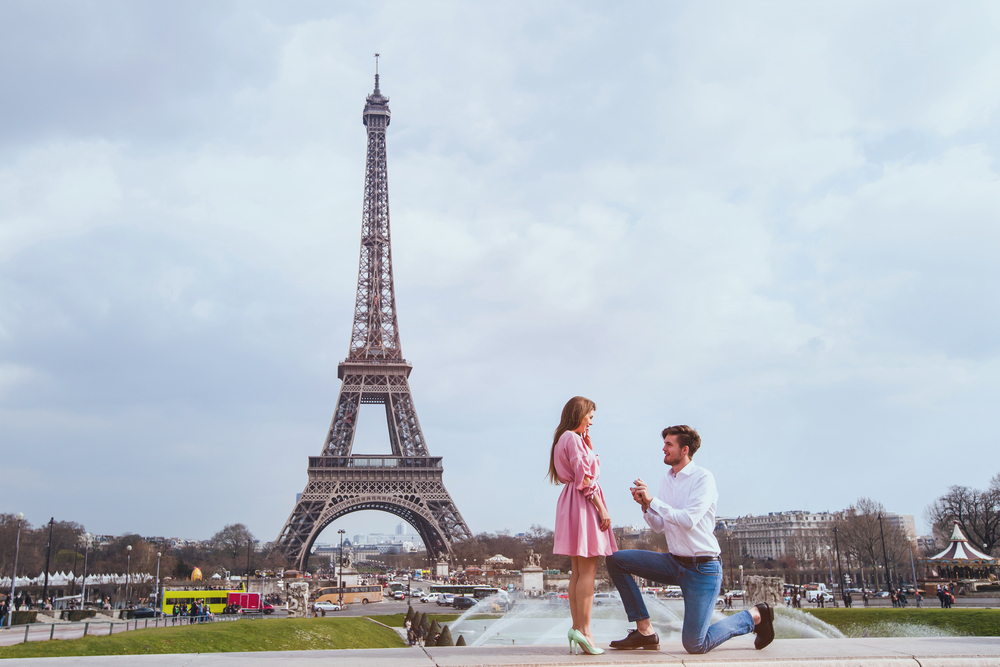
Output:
[661,425,701,457]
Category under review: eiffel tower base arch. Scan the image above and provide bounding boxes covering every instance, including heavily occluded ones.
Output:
[276,461,470,572]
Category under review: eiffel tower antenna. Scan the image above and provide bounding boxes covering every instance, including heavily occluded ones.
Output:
[275,70,472,570]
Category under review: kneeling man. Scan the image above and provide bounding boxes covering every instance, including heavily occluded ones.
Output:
[607,425,774,653]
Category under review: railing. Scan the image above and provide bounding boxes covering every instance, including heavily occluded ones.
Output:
[309,456,442,469]
[0,613,269,646]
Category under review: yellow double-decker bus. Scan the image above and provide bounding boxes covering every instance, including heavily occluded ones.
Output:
[315,585,383,605]
[162,589,239,614]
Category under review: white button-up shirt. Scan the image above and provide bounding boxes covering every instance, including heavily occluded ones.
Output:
[643,461,721,558]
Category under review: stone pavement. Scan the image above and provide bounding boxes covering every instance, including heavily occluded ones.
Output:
[1,638,998,666]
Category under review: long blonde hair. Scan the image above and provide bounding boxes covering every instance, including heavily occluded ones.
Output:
[547,396,596,484]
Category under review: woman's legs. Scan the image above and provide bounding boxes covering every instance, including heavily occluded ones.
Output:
[568,557,581,632]
[570,556,599,644]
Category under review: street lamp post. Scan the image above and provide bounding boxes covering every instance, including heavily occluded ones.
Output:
[337,529,346,606]
[5,512,24,628]
[80,533,91,608]
[908,541,918,594]
[726,535,735,589]
[825,546,836,607]
[154,552,162,612]
[833,527,846,606]
[125,545,133,608]
[70,547,79,598]
[877,514,893,595]
[41,517,54,609]
[738,564,744,607]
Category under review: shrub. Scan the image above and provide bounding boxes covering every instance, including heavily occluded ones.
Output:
[426,620,442,647]
[11,611,37,626]
[456,634,467,646]
[61,610,96,622]
[437,625,455,646]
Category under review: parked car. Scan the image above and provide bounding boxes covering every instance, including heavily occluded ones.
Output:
[313,601,344,613]
[129,607,162,619]
[452,596,477,610]
[592,592,620,606]
[420,593,439,603]
[437,593,455,606]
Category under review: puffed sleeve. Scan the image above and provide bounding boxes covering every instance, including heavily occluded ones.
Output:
[566,433,598,499]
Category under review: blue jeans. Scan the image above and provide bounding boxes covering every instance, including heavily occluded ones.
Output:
[606,550,755,654]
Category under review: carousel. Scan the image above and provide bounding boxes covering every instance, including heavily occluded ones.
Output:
[921,522,997,593]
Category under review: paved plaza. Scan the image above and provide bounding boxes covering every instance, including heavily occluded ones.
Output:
[0,638,998,666]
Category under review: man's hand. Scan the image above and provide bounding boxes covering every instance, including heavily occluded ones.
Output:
[631,478,652,511]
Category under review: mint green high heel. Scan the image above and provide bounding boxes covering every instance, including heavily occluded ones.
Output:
[569,629,604,655]
[568,628,578,654]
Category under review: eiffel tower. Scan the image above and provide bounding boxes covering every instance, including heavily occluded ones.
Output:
[275,68,472,570]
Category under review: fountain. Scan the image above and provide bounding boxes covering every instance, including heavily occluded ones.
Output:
[447,593,853,646]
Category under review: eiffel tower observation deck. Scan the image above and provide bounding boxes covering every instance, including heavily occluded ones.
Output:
[274,66,472,571]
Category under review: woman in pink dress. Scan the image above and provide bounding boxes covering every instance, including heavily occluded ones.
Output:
[549,396,617,655]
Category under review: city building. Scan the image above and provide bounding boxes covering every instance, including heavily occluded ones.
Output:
[883,514,917,540]
[720,511,841,561]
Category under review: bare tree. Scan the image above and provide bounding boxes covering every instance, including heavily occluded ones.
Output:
[209,523,255,574]
[836,498,910,588]
[0,514,34,580]
[925,474,1000,553]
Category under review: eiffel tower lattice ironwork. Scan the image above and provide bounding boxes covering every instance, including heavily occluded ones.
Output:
[275,71,472,570]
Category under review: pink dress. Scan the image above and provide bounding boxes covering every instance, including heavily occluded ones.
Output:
[552,430,618,557]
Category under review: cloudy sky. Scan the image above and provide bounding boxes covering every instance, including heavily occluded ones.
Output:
[2,1,999,548]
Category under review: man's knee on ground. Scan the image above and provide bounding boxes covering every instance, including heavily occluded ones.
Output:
[682,636,711,654]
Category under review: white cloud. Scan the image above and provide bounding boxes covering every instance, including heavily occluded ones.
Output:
[2,2,1000,542]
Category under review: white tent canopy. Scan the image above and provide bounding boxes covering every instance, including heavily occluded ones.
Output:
[484,554,514,566]
[927,523,995,563]
[0,571,154,588]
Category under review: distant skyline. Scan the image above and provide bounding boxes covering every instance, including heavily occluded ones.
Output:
[3,3,1000,544]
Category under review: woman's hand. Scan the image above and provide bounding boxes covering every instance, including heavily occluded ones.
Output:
[598,504,612,532]
[581,429,593,450]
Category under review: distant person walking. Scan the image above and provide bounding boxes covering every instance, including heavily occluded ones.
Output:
[549,396,617,656]
[605,425,775,654]
[414,622,425,647]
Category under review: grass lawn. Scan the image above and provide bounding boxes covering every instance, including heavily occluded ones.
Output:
[374,612,461,627]
[803,608,1000,637]
[0,617,403,660]
[373,612,499,628]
